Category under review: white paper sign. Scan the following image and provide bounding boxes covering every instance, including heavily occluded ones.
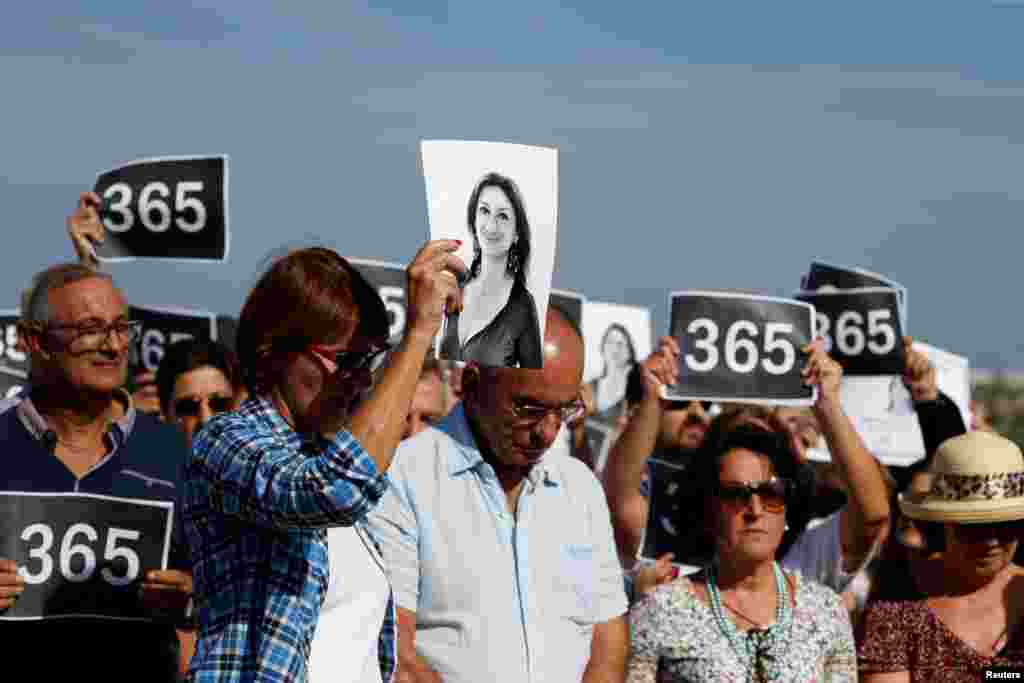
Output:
[421,140,558,369]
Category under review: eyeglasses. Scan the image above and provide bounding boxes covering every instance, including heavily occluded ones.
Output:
[716,477,792,513]
[511,396,586,425]
[46,319,142,352]
[173,395,234,418]
[665,400,715,413]
[309,344,391,377]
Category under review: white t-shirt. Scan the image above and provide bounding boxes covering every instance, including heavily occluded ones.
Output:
[308,525,390,683]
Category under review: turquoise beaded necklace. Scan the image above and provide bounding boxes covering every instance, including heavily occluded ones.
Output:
[706,561,793,683]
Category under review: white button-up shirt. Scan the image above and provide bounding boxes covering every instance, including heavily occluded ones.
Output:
[367,406,626,683]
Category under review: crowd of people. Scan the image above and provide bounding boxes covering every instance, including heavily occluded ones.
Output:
[0,190,1022,682]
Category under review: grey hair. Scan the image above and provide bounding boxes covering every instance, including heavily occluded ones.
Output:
[21,263,115,325]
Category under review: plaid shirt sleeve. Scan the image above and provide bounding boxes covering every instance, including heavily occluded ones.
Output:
[190,407,389,530]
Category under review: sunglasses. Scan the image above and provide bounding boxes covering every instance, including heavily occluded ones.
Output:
[310,344,391,377]
[174,395,234,418]
[664,400,716,413]
[716,477,792,513]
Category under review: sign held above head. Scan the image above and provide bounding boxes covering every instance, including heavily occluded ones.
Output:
[93,155,229,262]
[421,141,558,369]
[665,291,816,407]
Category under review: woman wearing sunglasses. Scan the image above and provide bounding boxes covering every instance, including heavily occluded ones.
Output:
[627,423,856,682]
[858,432,1024,681]
[156,338,244,446]
[182,242,464,683]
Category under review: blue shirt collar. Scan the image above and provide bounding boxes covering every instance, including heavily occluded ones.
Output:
[439,404,554,487]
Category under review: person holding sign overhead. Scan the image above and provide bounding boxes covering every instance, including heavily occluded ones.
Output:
[439,173,543,369]
[0,262,194,682]
[183,242,463,683]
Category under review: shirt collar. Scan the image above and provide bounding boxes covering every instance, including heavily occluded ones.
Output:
[17,387,136,445]
[440,404,555,487]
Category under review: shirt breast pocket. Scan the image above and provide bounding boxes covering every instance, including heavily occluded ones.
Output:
[554,543,595,622]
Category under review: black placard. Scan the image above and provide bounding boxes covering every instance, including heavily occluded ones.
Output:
[129,305,217,374]
[803,260,907,329]
[666,292,814,405]
[796,288,905,376]
[0,492,172,621]
[0,310,28,378]
[550,289,585,334]
[350,259,408,345]
[93,156,228,262]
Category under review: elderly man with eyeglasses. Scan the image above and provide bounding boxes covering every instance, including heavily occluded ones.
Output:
[367,307,629,683]
[0,262,195,682]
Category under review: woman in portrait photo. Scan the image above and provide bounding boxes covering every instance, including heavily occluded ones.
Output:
[440,172,543,368]
[589,322,637,428]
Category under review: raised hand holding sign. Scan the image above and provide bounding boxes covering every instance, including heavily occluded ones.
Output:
[93,156,228,262]
[665,291,815,406]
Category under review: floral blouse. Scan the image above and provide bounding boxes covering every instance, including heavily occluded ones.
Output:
[626,572,856,683]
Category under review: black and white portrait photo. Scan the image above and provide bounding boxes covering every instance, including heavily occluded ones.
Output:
[422,141,557,369]
[582,302,652,428]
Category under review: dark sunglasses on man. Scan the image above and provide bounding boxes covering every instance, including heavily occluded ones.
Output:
[716,477,793,513]
[664,400,716,413]
[174,395,234,418]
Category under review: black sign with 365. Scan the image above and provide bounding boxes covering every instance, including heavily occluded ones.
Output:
[666,291,815,405]
[94,156,228,262]
[350,260,407,345]
[0,492,172,621]
[129,305,217,374]
[796,288,905,376]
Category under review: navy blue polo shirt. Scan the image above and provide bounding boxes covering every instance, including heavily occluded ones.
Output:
[0,392,190,682]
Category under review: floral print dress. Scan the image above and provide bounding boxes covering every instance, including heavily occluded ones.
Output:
[626,572,857,683]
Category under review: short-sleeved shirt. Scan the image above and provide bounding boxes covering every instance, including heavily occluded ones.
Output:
[366,405,628,683]
[0,391,189,682]
[858,600,1024,681]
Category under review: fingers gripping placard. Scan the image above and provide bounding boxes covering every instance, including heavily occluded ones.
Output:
[0,492,172,621]
[665,292,815,406]
[796,288,904,376]
[94,155,228,262]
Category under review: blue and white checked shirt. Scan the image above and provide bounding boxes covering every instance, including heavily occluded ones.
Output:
[183,395,396,683]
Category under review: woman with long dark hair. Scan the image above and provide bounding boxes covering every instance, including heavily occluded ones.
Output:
[440,172,543,368]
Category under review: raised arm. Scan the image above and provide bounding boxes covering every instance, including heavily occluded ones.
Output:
[348,240,464,472]
[602,337,679,567]
[904,337,966,460]
[188,416,390,530]
[803,340,890,564]
[66,191,105,268]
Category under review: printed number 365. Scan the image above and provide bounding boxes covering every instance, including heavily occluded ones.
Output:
[103,181,206,234]
[18,523,142,587]
[685,319,796,376]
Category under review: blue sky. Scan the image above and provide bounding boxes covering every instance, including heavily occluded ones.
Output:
[2,2,1023,369]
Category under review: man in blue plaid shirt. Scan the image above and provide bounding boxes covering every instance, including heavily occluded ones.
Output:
[184,241,465,682]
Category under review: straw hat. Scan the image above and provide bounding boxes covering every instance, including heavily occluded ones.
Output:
[899,431,1024,524]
